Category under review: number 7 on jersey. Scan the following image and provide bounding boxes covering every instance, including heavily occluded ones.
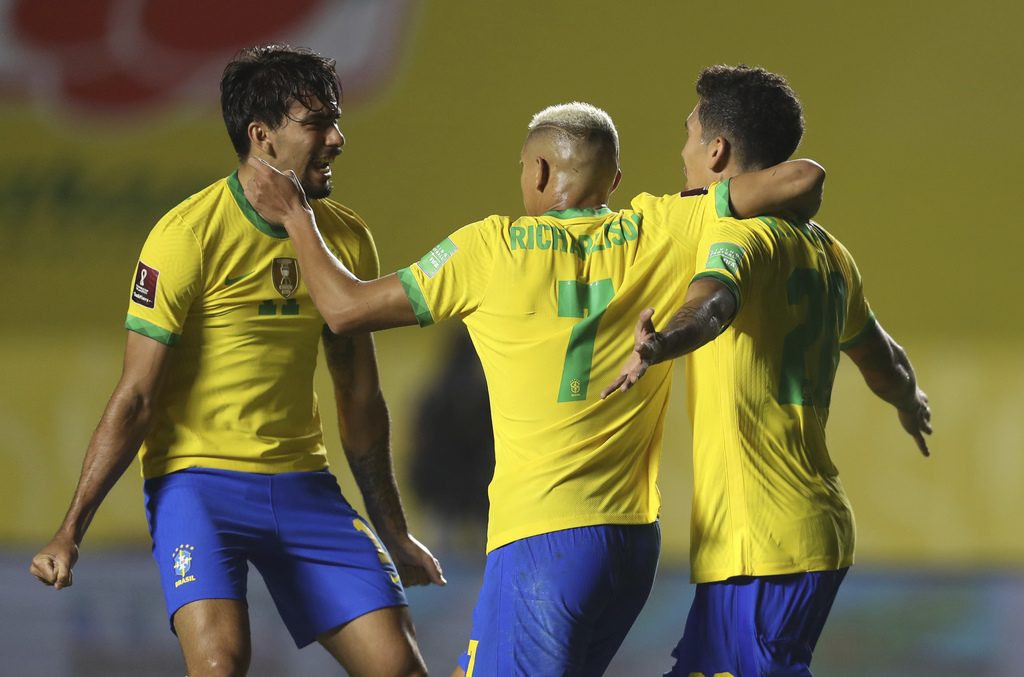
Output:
[557,278,615,402]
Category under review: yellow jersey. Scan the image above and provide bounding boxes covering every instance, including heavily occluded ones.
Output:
[125,171,379,478]
[398,183,731,552]
[686,214,874,583]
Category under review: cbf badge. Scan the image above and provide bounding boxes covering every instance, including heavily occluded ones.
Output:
[173,544,196,588]
[273,257,300,298]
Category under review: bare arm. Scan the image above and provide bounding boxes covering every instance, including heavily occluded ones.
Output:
[243,157,416,335]
[843,321,932,456]
[322,329,445,586]
[728,159,826,221]
[602,278,736,397]
[30,331,173,588]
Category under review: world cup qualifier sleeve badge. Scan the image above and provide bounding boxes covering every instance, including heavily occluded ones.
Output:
[172,544,196,588]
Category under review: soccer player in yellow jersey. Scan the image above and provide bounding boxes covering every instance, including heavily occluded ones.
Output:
[605,65,933,677]
[30,46,444,677]
[244,100,825,676]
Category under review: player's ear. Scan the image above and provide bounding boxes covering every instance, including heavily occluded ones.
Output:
[248,122,273,156]
[610,168,622,194]
[708,136,730,173]
[535,156,551,193]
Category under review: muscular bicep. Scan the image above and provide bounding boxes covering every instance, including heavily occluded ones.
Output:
[684,277,737,329]
[727,159,825,220]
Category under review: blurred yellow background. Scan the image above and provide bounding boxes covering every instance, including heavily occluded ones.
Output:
[2,0,1022,573]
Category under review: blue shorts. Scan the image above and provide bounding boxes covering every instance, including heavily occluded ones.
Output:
[457,521,660,677]
[665,568,848,677]
[144,467,407,648]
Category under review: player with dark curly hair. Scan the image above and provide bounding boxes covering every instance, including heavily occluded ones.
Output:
[30,45,442,677]
[606,65,931,677]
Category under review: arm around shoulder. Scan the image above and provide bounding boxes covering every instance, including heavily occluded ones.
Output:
[728,158,825,221]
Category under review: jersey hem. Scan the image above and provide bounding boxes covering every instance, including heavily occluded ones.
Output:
[486,512,658,554]
[691,555,855,584]
[140,455,331,480]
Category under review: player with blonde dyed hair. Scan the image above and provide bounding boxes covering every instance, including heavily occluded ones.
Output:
[529,101,619,149]
[243,100,826,675]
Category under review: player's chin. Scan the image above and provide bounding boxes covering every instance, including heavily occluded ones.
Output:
[302,176,333,200]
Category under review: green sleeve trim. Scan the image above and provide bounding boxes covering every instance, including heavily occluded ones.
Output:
[692,270,741,332]
[839,310,877,350]
[396,267,435,327]
[714,179,734,218]
[125,315,180,346]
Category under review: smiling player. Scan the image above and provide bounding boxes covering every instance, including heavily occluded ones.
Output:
[30,45,443,677]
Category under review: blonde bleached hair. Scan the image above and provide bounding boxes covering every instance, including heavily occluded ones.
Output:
[528,102,619,160]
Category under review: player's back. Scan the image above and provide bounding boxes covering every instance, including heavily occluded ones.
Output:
[685,215,874,582]
[400,204,703,551]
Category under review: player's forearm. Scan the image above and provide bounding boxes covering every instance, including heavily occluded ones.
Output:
[730,159,825,220]
[280,211,367,332]
[643,304,722,366]
[58,386,153,544]
[342,415,413,548]
[860,340,922,412]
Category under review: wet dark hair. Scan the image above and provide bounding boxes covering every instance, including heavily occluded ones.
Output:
[696,64,804,171]
[220,45,342,159]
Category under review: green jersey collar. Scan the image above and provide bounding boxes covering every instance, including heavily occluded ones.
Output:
[541,206,613,220]
[227,169,290,239]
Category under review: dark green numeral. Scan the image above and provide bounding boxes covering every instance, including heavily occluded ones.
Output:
[557,279,615,402]
[778,268,847,407]
[259,299,300,316]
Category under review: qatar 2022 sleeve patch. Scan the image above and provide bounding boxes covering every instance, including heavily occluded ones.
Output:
[132,261,160,309]
[705,242,744,275]
[415,238,458,279]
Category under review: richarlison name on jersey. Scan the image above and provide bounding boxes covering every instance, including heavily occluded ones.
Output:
[509,214,640,261]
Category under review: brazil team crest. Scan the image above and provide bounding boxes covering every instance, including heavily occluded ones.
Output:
[272,258,300,298]
[172,544,196,587]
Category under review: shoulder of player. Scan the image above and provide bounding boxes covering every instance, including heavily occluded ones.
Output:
[310,197,368,231]
[629,187,711,209]
[146,177,231,241]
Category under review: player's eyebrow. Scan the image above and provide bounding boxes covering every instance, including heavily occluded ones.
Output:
[303,110,341,125]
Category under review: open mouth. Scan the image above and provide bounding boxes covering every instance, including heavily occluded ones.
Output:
[313,158,333,178]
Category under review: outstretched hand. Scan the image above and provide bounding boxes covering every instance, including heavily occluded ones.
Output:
[30,534,79,591]
[601,308,658,399]
[899,388,932,457]
[389,533,447,588]
[243,156,312,227]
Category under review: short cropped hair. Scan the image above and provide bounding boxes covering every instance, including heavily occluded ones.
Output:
[528,102,619,161]
[221,45,342,159]
[696,65,804,171]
